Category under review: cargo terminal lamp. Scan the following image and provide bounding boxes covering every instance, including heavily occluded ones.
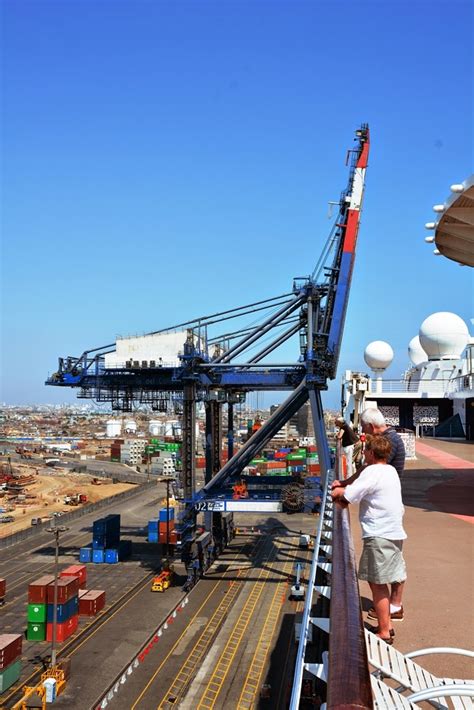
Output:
[46,125,370,571]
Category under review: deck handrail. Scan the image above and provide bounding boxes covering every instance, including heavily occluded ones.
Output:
[326,441,373,708]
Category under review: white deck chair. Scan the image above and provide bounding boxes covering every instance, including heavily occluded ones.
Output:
[371,676,474,709]
[365,629,474,709]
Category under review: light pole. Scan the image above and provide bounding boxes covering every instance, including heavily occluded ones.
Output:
[159,478,171,568]
[46,523,69,668]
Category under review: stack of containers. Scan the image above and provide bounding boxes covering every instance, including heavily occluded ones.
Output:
[46,575,80,642]
[0,577,5,604]
[110,438,123,462]
[147,519,159,543]
[159,507,176,545]
[80,515,131,564]
[256,460,287,476]
[27,575,55,641]
[286,452,305,474]
[306,448,320,474]
[92,514,120,564]
[0,634,22,692]
[148,508,176,545]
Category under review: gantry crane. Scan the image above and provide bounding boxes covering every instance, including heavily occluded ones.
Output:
[46,124,370,566]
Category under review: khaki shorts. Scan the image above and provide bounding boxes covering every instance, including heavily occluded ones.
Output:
[358,537,407,585]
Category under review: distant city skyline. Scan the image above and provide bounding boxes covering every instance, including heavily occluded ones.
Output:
[2,1,472,409]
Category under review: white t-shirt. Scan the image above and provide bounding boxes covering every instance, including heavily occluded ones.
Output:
[343,463,406,540]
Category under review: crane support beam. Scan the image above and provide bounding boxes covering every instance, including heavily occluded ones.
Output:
[199,381,309,498]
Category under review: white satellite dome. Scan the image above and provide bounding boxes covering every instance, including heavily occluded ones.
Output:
[419,312,469,360]
[408,336,428,366]
[364,341,394,371]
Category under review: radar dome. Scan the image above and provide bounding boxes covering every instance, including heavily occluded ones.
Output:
[419,312,469,360]
[364,341,394,371]
[408,336,427,366]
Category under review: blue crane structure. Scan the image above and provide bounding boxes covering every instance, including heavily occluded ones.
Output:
[46,124,370,564]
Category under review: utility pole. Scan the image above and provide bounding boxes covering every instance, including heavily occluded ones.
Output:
[46,523,68,668]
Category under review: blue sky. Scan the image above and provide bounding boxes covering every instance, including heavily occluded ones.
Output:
[1,0,472,408]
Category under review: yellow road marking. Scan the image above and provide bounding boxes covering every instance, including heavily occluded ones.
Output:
[195,542,282,710]
[236,556,295,708]
[130,537,256,710]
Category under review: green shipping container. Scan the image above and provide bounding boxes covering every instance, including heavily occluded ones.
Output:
[27,621,46,641]
[0,659,22,693]
[27,602,47,623]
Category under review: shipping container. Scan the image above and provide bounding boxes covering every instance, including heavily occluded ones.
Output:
[26,622,46,642]
[104,549,119,564]
[46,596,79,623]
[27,603,47,623]
[28,575,55,604]
[79,547,92,563]
[148,532,158,543]
[92,549,105,564]
[78,590,105,617]
[46,577,79,604]
[148,520,159,531]
[158,521,175,534]
[0,634,22,670]
[159,507,175,521]
[60,565,87,586]
[0,578,5,598]
[0,659,21,693]
[46,614,78,643]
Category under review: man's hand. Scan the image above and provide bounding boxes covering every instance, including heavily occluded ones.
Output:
[331,479,345,490]
[331,487,349,507]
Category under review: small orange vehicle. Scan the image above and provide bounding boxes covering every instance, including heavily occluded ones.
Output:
[151,570,173,592]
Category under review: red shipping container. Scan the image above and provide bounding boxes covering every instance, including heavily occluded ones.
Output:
[78,590,105,617]
[46,614,78,643]
[60,565,87,586]
[0,634,22,670]
[0,578,5,597]
[158,521,175,534]
[159,530,177,544]
[307,464,320,473]
[47,577,79,604]
[28,575,55,604]
[78,589,89,599]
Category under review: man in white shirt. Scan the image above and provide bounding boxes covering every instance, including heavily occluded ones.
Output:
[332,434,407,643]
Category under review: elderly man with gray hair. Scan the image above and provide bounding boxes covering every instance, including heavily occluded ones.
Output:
[332,407,407,622]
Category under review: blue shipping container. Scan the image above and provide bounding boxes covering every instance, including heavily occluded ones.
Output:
[148,532,158,543]
[148,520,159,531]
[79,547,92,563]
[159,508,174,522]
[47,595,78,623]
[105,549,119,564]
[92,548,105,563]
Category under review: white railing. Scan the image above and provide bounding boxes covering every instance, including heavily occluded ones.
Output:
[366,374,473,395]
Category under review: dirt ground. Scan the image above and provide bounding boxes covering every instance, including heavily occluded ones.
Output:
[0,465,135,537]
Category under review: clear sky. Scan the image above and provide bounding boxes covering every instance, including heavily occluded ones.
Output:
[1,0,472,409]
